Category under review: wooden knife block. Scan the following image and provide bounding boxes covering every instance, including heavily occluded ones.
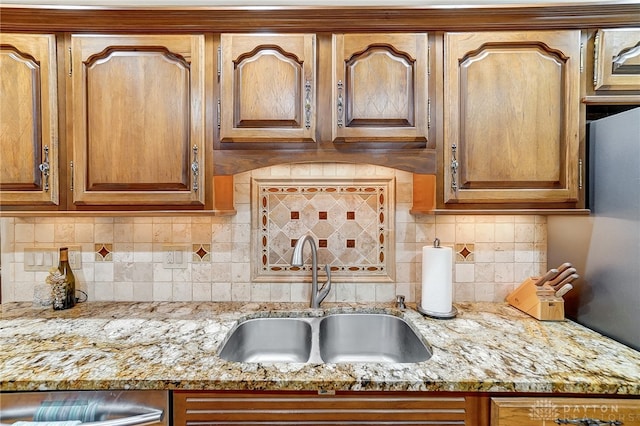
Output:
[506,277,565,321]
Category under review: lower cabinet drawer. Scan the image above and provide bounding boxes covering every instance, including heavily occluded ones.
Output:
[174,391,489,426]
[491,397,640,426]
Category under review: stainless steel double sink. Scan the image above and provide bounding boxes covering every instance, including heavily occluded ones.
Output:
[218,313,432,363]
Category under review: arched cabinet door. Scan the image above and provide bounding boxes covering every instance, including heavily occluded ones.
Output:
[593,28,640,91]
[443,31,582,208]
[219,33,316,144]
[332,33,429,146]
[69,34,205,207]
[0,34,59,207]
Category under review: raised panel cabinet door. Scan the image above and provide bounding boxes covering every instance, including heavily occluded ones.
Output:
[0,33,59,206]
[70,34,205,206]
[219,33,316,144]
[594,28,640,91]
[443,31,581,206]
[332,33,429,145]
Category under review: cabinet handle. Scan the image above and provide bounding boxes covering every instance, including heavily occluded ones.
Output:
[217,99,221,129]
[68,47,72,77]
[304,79,312,130]
[191,145,199,192]
[556,418,623,425]
[217,46,221,81]
[451,144,459,192]
[578,158,583,190]
[38,145,50,192]
[337,80,344,128]
[593,31,601,88]
[69,161,74,191]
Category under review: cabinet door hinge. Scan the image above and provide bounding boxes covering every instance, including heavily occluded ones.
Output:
[217,46,221,81]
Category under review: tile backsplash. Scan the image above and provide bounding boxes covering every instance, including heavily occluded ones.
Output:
[0,163,547,304]
[253,177,394,283]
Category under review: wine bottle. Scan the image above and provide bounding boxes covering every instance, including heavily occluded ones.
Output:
[54,247,76,310]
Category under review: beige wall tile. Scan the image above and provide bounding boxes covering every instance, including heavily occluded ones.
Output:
[192,282,212,301]
[212,282,232,301]
[34,223,55,243]
[15,224,35,243]
[1,165,548,304]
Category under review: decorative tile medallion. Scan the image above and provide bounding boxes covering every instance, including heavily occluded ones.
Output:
[252,178,395,283]
[95,243,113,262]
[192,244,211,262]
[455,243,475,263]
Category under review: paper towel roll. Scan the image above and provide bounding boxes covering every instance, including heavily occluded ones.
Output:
[421,245,453,314]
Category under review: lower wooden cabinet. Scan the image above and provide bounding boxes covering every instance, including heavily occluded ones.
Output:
[173,391,489,426]
[491,397,640,426]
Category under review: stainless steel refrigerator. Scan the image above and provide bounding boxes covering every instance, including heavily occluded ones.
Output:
[548,106,640,351]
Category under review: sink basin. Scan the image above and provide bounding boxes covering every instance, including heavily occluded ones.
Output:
[319,313,431,363]
[219,313,432,364]
[218,318,312,363]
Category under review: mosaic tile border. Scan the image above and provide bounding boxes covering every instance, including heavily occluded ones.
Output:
[252,178,395,283]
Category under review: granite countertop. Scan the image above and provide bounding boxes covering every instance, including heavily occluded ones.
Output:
[1,301,639,395]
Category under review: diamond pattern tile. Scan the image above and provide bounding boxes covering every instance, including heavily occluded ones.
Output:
[253,179,394,282]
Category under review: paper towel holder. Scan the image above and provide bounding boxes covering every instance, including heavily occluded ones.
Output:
[417,304,458,319]
[416,237,458,319]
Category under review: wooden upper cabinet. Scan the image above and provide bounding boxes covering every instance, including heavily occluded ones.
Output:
[219,33,316,144]
[332,33,429,145]
[442,31,582,207]
[69,34,205,207]
[0,33,59,206]
[593,28,640,91]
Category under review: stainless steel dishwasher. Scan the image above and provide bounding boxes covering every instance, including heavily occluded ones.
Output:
[0,390,168,426]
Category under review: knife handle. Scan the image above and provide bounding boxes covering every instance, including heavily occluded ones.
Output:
[555,283,573,298]
[548,268,577,288]
[534,268,559,286]
[555,262,573,273]
[552,273,579,290]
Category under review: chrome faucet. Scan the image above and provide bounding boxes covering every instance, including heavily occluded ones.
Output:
[291,234,332,308]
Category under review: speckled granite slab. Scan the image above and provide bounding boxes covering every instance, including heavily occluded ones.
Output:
[1,302,639,395]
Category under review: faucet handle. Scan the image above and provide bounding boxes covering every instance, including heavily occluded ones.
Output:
[396,295,406,310]
[323,264,332,282]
